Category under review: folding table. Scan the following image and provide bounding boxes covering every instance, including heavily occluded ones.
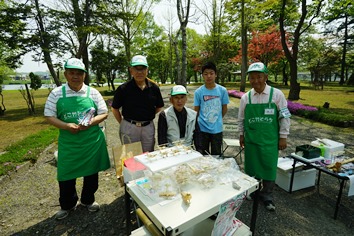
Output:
[126,173,260,236]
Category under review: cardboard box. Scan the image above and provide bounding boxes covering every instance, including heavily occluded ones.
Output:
[276,157,316,192]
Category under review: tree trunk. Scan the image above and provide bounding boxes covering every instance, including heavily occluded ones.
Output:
[25,84,35,115]
[282,63,288,86]
[72,0,92,85]
[280,0,323,99]
[176,0,190,86]
[34,0,61,86]
[240,0,247,92]
[181,26,187,86]
[288,58,300,100]
[339,14,348,85]
[173,36,181,84]
[0,92,6,116]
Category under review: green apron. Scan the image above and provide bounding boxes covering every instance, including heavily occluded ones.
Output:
[56,86,110,181]
[244,87,279,181]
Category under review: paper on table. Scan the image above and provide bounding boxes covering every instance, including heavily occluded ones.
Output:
[348,175,354,196]
[124,157,146,171]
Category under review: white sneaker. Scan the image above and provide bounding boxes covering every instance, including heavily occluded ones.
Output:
[55,202,78,220]
[81,201,100,212]
[55,209,69,220]
[264,201,276,211]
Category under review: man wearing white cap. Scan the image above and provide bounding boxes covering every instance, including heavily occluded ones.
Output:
[44,58,110,220]
[111,55,164,152]
[238,62,291,211]
[157,85,198,147]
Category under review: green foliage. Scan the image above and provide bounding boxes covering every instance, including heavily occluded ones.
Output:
[0,2,32,68]
[29,72,42,90]
[0,127,58,176]
[295,107,354,128]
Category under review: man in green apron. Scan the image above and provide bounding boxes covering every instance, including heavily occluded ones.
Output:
[238,62,291,211]
[44,58,110,220]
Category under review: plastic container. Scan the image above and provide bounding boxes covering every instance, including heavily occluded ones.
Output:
[295,145,321,159]
[310,139,345,159]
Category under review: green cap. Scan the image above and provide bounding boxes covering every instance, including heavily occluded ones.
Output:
[64,58,87,72]
[170,85,187,96]
[247,62,268,74]
[130,55,148,67]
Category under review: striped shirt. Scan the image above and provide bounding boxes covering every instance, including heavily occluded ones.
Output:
[44,84,108,117]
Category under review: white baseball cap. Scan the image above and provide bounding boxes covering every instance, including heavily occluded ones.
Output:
[170,85,187,96]
[247,62,268,74]
[64,58,87,72]
[130,55,148,67]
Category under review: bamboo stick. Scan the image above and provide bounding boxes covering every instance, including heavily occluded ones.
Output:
[326,157,354,169]
[135,208,163,236]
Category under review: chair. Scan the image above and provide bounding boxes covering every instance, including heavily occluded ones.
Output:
[222,123,243,163]
[222,138,243,164]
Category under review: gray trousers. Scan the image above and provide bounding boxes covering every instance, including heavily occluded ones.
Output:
[259,180,275,202]
[119,119,155,152]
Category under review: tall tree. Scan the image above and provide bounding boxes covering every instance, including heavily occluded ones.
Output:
[90,37,125,91]
[279,0,324,100]
[54,0,97,84]
[300,36,341,84]
[0,1,31,68]
[31,0,61,86]
[323,0,354,85]
[240,0,247,92]
[176,0,191,86]
[197,0,227,62]
[225,0,275,92]
[248,25,286,66]
[96,0,158,79]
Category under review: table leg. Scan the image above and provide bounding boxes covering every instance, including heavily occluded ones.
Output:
[289,159,297,193]
[166,226,173,236]
[125,184,132,235]
[250,186,260,234]
[334,179,345,220]
[221,146,229,156]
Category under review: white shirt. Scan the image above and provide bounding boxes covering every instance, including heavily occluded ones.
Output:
[44,84,108,117]
[238,85,290,138]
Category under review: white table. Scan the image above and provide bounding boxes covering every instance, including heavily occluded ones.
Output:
[126,173,259,236]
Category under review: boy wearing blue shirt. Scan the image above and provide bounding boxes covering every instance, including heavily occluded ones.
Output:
[194,62,229,155]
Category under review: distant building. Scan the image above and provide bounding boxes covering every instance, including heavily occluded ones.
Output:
[9,75,27,80]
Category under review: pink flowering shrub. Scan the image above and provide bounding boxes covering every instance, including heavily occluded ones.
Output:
[227,89,352,127]
[227,90,318,113]
[287,100,318,114]
[228,90,245,99]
